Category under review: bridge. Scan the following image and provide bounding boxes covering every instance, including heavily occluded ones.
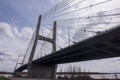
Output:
[14,0,120,79]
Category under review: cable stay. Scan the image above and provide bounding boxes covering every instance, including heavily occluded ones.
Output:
[47,0,87,18]
[50,0,112,18]
[45,12,120,22]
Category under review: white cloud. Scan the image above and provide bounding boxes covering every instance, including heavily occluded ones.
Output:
[0,22,15,38]
[0,22,34,40]
[51,0,55,4]
[0,22,34,72]
[50,0,62,4]
[58,57,120,73]
[21,27,34,39]
[13,27,21,38]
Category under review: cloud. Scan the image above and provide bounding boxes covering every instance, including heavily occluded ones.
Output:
[0,22,34,72]
[21,27,34,39]
[50,0,62,4]
[0,51,13,62]
[0,22,33,40]
[13,27,21,38]
[0,58,4,61]
[51,0,55,4]
[0,22,15,38]
[58,57,120,73]
[72,10,120,42]
[0,0,120,72]
[54,9,120,73]
[0,52,11,56]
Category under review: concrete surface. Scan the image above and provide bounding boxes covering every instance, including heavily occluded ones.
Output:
[10,78,54,80]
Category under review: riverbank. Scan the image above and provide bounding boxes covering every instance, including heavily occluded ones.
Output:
[0,77,10,80]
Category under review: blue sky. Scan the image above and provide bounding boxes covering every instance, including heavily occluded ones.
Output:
[0,0,120,73]
[0,0,60,72]
[0,0,57,28]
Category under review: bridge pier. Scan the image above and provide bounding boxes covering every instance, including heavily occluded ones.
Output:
[14,71,22,77]
[27,16,57,79]
[28,65,57,79]
[14,16,57,79]
[14,70,29,78]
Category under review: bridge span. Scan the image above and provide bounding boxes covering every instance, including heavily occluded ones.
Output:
[16,25,120,72]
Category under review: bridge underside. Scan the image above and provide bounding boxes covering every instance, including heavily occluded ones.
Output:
[16,25,120,72]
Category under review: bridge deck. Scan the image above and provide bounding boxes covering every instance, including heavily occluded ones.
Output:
[16,25,120,72]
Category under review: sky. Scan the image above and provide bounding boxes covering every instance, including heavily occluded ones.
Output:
[0,0,61,72]
[0,0,120,73]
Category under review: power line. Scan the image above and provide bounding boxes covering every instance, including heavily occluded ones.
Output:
[42,24,77,45]
[46,0,75,17]
[47,0,87,18]
[43,0,74,17]
[51,0,112,18]
[43,12,120,24]
[68,26,71,46]
[41,20,120,47]
[43,8,120,22]
[57,32,76,44]
[22,29,37,64]
[41,14,120,29]
[57,21,120,29]
[58,26,110,31]
[103,8,120,13]
[51,13,120,22]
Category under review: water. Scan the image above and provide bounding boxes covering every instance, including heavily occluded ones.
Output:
[0,74,13,78]
[90,74,120,79]
[57,74,120,79]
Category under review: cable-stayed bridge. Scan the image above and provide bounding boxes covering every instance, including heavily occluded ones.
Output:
[14,0,120,79]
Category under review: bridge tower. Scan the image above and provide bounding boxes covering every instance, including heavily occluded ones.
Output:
[27,15,57,79]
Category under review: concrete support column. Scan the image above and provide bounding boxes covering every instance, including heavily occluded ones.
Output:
[27,17,57,79]
[52,21,57,53]
[28,15,41,78]
[14,71,23,77]
[29,65,57,79]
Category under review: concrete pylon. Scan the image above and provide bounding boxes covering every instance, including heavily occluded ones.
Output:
[52,21,57,52]
[27,15,57,79]
[37,21,57,53]
[27,15,42,78]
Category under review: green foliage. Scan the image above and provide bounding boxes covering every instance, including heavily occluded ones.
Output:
[73,75,93,80]
[0,77,10,80]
